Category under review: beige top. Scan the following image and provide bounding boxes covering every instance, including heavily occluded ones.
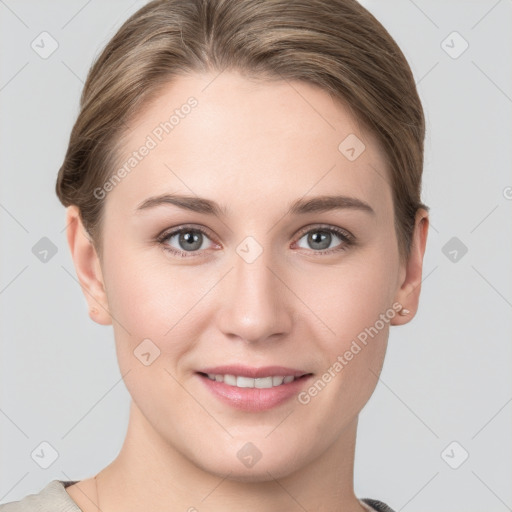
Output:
[0,480,395,512]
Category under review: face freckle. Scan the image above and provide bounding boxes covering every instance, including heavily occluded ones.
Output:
[95,70,404,481]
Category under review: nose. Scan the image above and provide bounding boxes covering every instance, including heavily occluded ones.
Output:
[216,246,293,344]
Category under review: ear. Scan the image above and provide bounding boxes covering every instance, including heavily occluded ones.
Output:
[391,208,429,326]
[66,205,112,326]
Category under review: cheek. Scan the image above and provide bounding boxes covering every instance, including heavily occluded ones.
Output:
[102,246,218,364]
[301,246,398,344]
[297,244,399,402]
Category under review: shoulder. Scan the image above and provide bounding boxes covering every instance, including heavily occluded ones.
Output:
[0,480,81,512]
[360,497,397,512]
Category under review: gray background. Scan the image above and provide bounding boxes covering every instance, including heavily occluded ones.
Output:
[1,1,511,511]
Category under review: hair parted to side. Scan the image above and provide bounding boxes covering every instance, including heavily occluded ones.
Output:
[56,0,429,262]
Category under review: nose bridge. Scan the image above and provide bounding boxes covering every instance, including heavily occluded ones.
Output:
[217,238,292,343]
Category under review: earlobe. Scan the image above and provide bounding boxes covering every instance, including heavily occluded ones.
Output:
[66,206,112,326]
[391,209,429,326]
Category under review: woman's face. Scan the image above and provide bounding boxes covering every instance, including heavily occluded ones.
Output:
[80,71,420,480]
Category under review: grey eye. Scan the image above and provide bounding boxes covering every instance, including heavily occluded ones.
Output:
[166,230,210,252]
[296,230,342,251]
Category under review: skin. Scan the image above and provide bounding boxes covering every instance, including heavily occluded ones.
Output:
[65,71,428,512]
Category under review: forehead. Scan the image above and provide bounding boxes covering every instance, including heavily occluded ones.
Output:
[105,71,392,218]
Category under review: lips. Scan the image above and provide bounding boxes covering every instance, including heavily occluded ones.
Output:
[196,365,313,412]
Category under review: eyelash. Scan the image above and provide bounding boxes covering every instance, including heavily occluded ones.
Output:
[156,224,355,258]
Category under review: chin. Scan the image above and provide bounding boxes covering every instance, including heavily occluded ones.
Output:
[203,459,300,483]
[190,440,308,483]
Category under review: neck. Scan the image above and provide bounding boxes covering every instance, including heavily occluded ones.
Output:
[95,401,366,512]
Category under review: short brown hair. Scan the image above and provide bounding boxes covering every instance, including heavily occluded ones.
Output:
[56,0,429,261]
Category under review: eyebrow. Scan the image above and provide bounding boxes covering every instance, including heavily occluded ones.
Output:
[135,193,375,217]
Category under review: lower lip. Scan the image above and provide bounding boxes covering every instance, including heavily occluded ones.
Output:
[197,373,313,412]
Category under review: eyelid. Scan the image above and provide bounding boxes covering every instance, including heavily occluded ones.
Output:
[156,223,217,242]
[294,223,354,243]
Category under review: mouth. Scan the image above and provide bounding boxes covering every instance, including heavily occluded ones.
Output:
[195,365,313,412]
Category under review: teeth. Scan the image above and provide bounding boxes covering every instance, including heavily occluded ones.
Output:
[204,373,298,388]
[272,376,284,386]
[224,374,237,386]
[237,376,254,388]
[255,377,273,388]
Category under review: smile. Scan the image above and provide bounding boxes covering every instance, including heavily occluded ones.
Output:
[196,366,313,412]
[203,373,297,388]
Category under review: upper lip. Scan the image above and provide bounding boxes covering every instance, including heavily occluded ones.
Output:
[197,365,311,378]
